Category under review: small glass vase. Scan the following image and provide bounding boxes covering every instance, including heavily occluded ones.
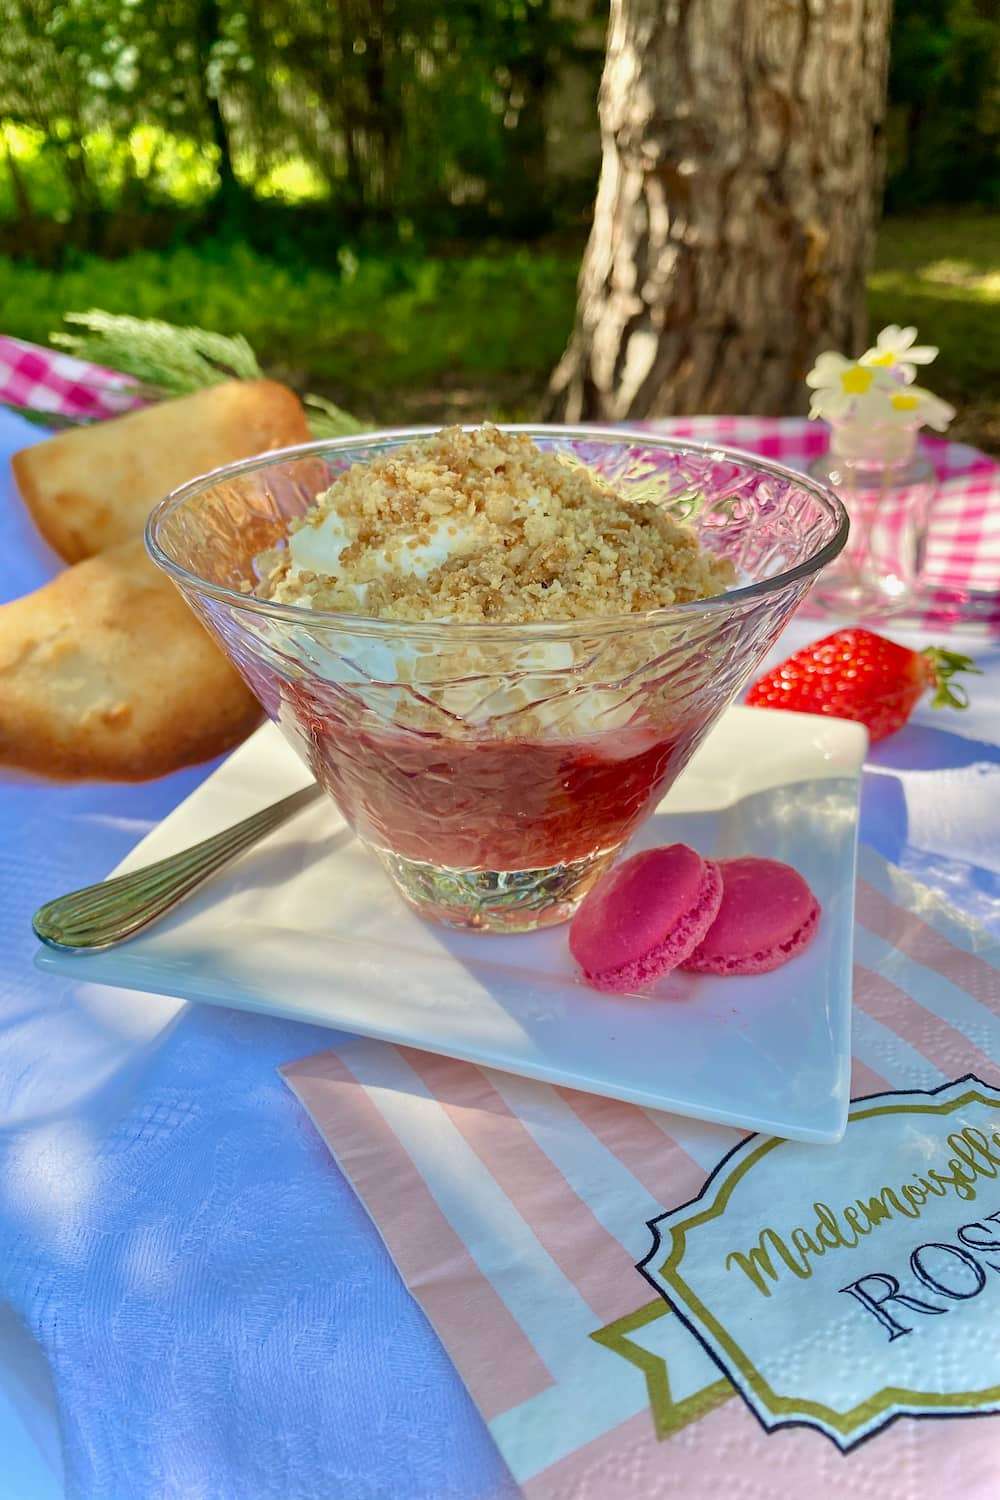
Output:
[807,420,935,616]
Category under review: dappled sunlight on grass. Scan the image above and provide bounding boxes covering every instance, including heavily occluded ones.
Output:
[917,261,1000,296]
[874,213,1000,274]
[867,214,1000,451]
[870,263,1000,301]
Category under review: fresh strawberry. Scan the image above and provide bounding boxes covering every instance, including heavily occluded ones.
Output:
[746,628,980,743]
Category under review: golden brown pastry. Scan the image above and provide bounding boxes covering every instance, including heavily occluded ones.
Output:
[0,539,262,780]
[11,379,312,562]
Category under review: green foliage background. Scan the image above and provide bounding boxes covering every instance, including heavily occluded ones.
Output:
[887,0,999,208]
[0,0,604,254]
[0,0,995,259]
[0,1,996,448]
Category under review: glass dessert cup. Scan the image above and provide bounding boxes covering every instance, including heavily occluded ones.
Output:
[146,427,848,933]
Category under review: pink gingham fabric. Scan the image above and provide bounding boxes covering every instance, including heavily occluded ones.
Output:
[637,416,1000,629]
[0,335,142,422]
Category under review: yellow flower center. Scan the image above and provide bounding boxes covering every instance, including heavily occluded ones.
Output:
[891,393,919,411]
[840,366,874,395]
[867,351,896,367]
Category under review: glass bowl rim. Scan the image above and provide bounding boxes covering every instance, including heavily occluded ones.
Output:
[145,423,849,641]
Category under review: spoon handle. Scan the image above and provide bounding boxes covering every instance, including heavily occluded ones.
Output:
[33,783,324,953]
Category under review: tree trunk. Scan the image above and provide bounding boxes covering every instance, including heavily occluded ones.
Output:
[547,0,894,421]
[194,0,241,213]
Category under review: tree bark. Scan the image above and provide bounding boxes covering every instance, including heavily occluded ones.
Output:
[547,0,894,421]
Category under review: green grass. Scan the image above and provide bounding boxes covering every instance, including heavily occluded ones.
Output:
[0,240,578,423]
[0,211,996,446]
[869,212,1000,452]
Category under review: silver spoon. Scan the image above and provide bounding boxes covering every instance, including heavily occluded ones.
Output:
[33,783,324,953]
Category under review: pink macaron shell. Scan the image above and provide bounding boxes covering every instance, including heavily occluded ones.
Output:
[569,844,723,994]
[681,856,821,976]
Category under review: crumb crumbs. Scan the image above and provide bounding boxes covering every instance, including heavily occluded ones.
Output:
[258,425,735,622]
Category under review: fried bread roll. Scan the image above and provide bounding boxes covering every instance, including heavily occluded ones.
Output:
[0,539,262,779]
[11,379,312,562]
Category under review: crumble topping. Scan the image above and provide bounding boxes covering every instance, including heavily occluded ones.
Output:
[257,425,734,621]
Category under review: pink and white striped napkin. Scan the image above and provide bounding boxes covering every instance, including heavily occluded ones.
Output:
[282,845,1000,1498]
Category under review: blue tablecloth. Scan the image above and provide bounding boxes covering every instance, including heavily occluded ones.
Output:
[1,406,998,1499]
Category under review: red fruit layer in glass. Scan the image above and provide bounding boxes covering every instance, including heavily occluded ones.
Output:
[280,685,710,870]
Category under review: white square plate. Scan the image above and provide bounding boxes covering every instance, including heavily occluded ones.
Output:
[36,706,866,1143]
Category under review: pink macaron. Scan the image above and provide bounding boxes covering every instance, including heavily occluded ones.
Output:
[681,856,820,976]
[569,844,723,993]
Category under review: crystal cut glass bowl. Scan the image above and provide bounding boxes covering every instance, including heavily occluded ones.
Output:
[146,426,848,932]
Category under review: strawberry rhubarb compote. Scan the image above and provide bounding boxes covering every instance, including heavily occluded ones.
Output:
[256,426,733,926]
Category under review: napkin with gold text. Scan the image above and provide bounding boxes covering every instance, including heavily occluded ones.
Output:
[282,844,1000,1498]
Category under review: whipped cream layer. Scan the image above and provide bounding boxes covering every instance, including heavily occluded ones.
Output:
[280,627,692,740]
[255,427,733,739]
[277,508,483,612]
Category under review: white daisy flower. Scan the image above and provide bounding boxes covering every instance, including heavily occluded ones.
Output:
[860,324,938,382]
[805,352,894,421]
[886,386,956,432]
[806,327,953,436]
